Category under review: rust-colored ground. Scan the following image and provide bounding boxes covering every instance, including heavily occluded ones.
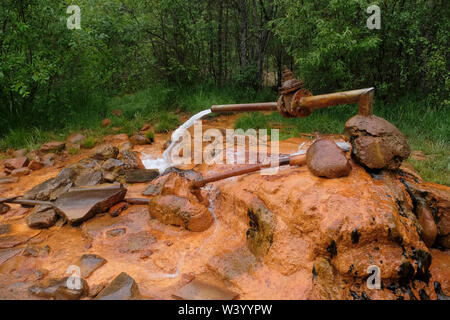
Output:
[0,114,448,300]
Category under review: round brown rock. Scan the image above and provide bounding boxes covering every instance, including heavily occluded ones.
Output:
[66,133,86,144]
[101,118,111,127]
[306,139,352,178]
[345,115,410,170]
[130,134,151,146]
[90,144,119,161]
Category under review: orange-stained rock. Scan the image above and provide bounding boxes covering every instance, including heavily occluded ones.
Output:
[306,138,351,178]
[214,163,430,293]
[0,177,19,185]
[12,149,27,158]
[28,160,44,171]
[0,204,11,215]
[42,153,57,167]
[401,179,450,248]
[4,157,29,170]
[66,133,86,144]
[130,134,150,146]
[0,113,447,301]
[26,206,58,229]
[95,272,140,300]
[101,118,111,128]
[416,201,438,247]
[40,141,65,154]
[74,254,107,278]
[108,202,128,217]
[90,144,119,161]
[10,167,31,177]
[149,195,213,232]
[345,115,410,169]
[118,150,145,170]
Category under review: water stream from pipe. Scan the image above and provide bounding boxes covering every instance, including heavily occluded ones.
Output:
[142,109,212,173]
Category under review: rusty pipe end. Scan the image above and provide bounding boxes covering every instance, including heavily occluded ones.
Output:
[358,87,375,116]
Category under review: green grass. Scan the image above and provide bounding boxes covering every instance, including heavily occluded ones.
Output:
[0,82,276,150]
[145,130,155,142]
[81,136,97,149]
[234,96,449,185]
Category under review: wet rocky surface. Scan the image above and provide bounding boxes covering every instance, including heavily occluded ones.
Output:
[95,272,141,300]
[28,277,89,300]
[0,114,448,300]
[75,254,107,278]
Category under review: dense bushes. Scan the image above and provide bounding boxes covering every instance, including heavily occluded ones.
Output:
[275,0,449,104]
[0,0,448,138]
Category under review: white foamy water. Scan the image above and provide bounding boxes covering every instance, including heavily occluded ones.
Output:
[141,157,170,174]
[142,109,212,173]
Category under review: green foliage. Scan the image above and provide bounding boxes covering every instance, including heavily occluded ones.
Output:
[81,136,97,149]
[0,127,51,151]
[274,0,449,104]
[146,130,155,142]
[155,113,180,133]
[68,146,81,155]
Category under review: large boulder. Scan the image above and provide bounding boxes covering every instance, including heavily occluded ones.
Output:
[149,195,213,232]
[212,161,437,298]
[345,115,410,170]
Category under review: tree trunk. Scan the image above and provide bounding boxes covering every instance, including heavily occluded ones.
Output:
[238,0,248,68]
[217,0,224,86]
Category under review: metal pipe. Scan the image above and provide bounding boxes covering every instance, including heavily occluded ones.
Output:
[211,102,278,113]
[210,88,374,117]
[191,154,306,189]
[294,87,374,116]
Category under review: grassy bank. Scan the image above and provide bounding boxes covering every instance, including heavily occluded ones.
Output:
[0,85,448,185]
[0,83,275,151]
